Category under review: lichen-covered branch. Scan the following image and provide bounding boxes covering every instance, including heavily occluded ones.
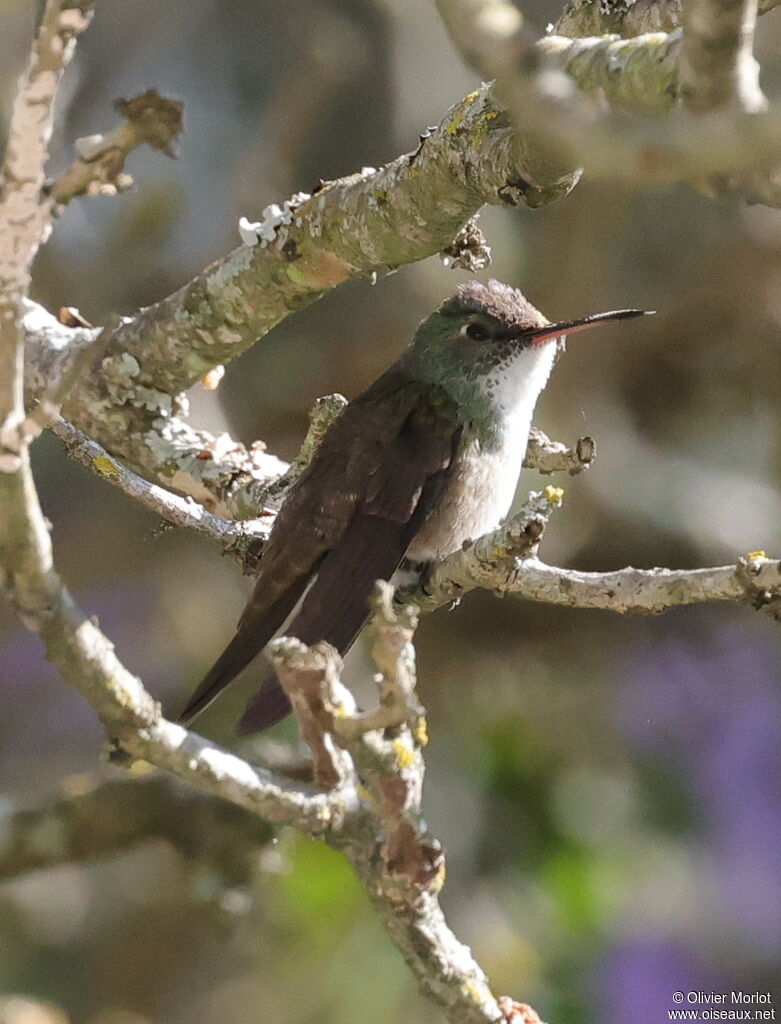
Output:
[0,0,93,267]
[25,292,596,513]
[4,205,506,1024]
[407,521,781,619]
[51,416,272,558]
[554,0,685,36]
[256,392,348,510]
[13,19,781,511]
[50,85,578,507]
[405,487,563,613]
[499,553,781,616]
[0,774,272,885]
[523,427,596,475]
[438,0,781,207]
[18,77,567,511]
[0,0,357,848]
[553,0,780,39]
[0,0,94,461]
[337,582,425,739]
[267,591,519,1024]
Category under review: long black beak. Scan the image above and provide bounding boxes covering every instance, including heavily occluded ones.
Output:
[527,308,654,345]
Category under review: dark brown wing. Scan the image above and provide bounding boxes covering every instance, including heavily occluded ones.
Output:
[178,367,461,730]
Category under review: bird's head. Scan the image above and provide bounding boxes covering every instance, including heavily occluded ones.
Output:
[409,279,651,392]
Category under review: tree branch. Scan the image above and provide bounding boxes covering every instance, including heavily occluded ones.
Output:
[11,8,781,514]
[0,0,354,847]
[0,0,94,463]
[679,0,765,112]
[554,0,781,39]
[48,88,183,205]
[405,488,564,612]
[523,427,596,475]
[407,526,781,619]
[266,588,522,1024]
[0,774,272,886]
[25,293,597,515]
[500,553,781,617]
[5,4,776,1022]
[437,0,781,207]
[50,416,272,558]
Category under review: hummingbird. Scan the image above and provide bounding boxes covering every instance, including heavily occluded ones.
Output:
[179,280,650,734]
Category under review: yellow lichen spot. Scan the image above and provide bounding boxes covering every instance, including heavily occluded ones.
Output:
[357,783,373,803]
[483,110,498,121]
[446,92,480,134]
[392,737,416,769]
[446,113,465,136]
[461,978,491,1003]
[544,484,565,505]
[286,262,309,286]
[128,758,155,776]
[413,716,429,747]
[746,550,767,560]
[92,455,121,481]
[429,859,447,893]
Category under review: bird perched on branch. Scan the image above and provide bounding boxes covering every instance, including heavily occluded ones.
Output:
[179,279,650,734]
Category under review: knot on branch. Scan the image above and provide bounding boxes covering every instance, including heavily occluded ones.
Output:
[113,89,184,157]
[736,554,781,619]
[440,216,492,272]
[524,427,596,475]
[471,486,561,569]
[48,89,183,205]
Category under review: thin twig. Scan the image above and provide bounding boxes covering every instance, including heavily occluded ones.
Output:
[49,89,183,205]
[0,774,272,885]
[523,427,596,475]
[499,553,781,616]
[51,416,271,552]
[0,0,94,462]
[408,535,781,619]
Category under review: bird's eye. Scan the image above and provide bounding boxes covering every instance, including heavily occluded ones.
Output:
[461,322,489,341]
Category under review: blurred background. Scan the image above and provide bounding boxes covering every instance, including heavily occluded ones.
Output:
[1,0,780,1022]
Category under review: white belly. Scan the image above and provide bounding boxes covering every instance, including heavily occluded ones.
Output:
[407,427,528,561]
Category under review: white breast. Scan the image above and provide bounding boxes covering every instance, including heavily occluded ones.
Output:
[407,341,557,561]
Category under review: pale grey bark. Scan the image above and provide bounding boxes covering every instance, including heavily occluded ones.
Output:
[405,490,781,620]
[0,774,272,885]
[0,21,515,1009]
[438,0,781,206]
[554,0,779,38]
[4,2,781,1023]
[267,587,508,1024]
[14,5,781,517]
[48,88,183,203]
[679,0,765,112]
